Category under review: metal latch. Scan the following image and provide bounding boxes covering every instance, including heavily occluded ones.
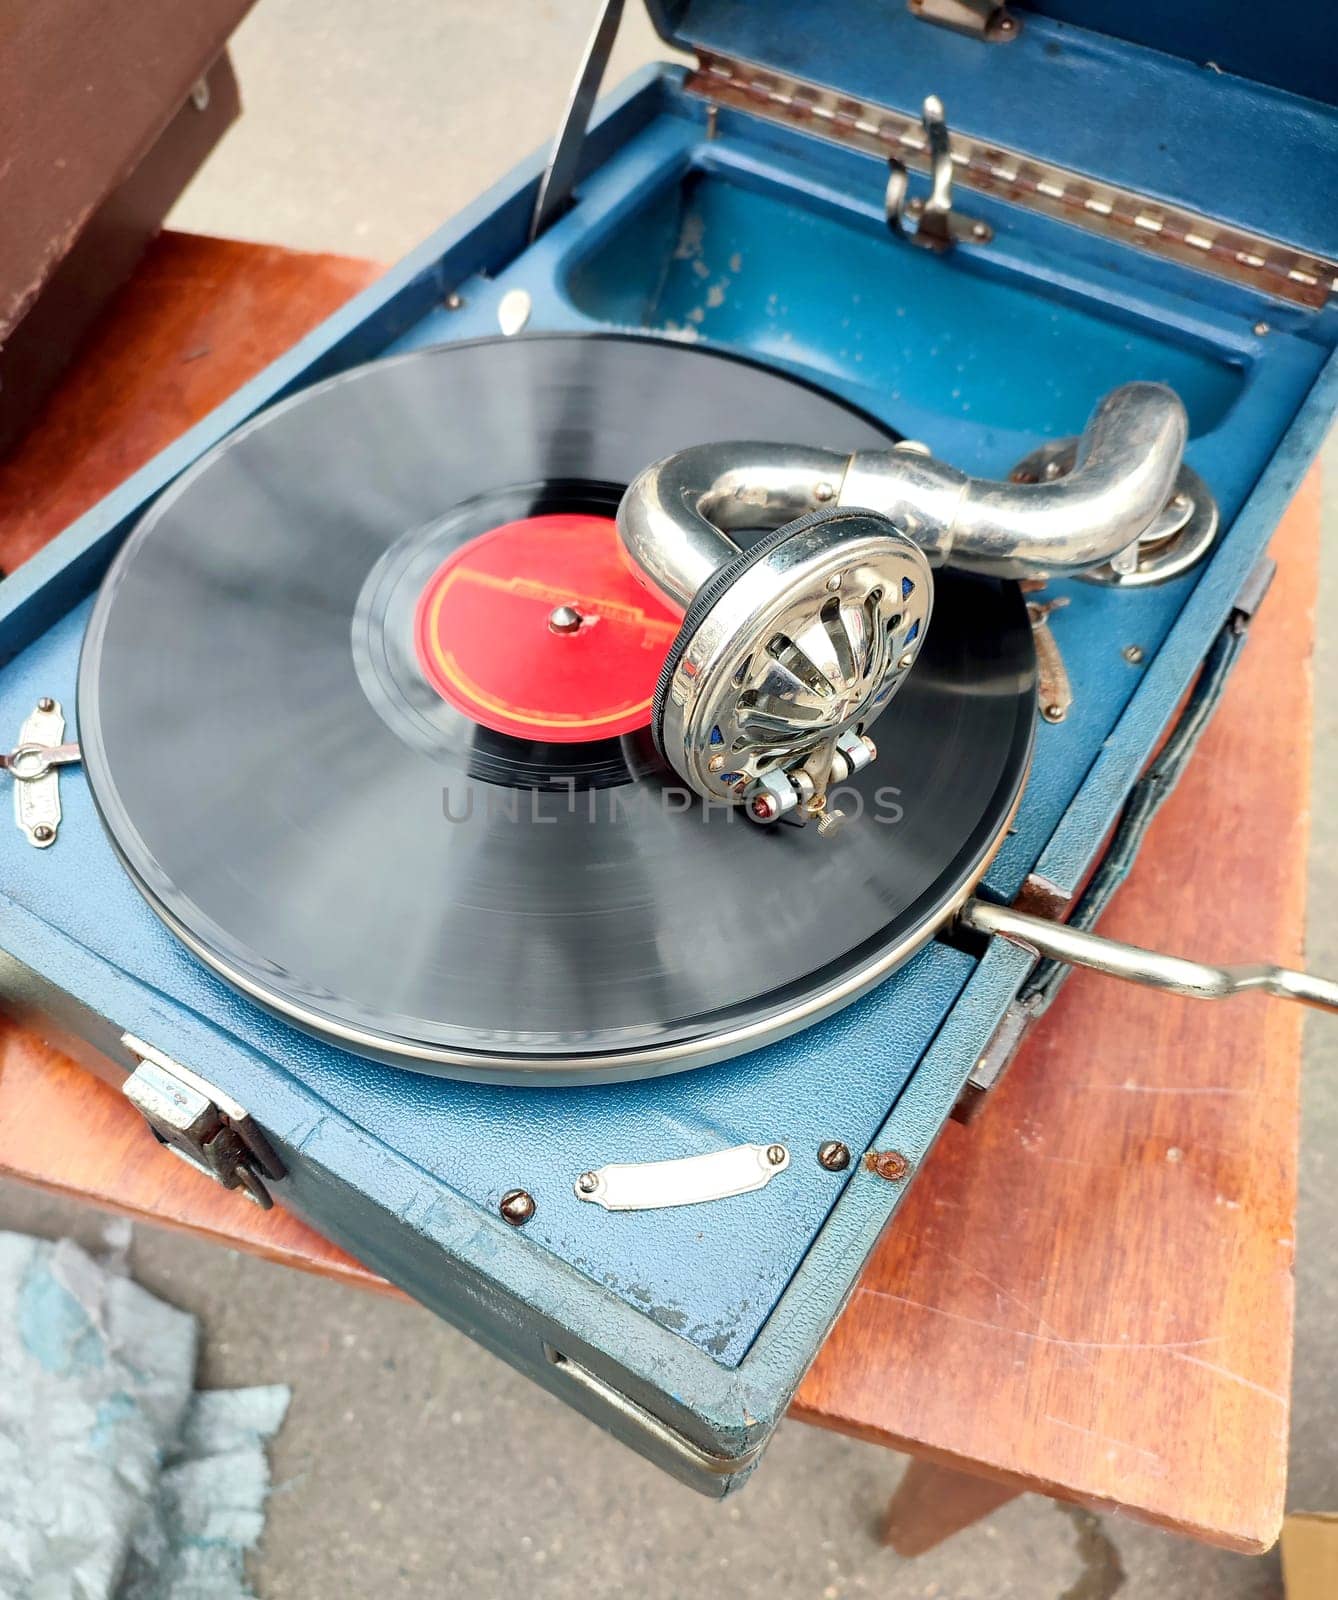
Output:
[886,97,993,251]
[2,697,81,847]
[908,0,1020,42]
[121,1033,285,1208]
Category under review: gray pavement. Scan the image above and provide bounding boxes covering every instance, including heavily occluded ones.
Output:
[3,3,1334,1594]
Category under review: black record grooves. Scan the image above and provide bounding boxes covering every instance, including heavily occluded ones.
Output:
[78,334,1037,1084]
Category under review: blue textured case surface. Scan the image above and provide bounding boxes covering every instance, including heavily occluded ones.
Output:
[2,8,1335,1490]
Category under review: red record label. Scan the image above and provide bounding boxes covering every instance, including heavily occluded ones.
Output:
[413,512,681,742]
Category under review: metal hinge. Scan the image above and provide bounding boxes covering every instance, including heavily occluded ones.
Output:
[685,51,1338,309]
[121,1033,285,1208]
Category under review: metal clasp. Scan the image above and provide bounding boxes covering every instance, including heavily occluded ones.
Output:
[2,698,80,847]
[886,96,992,251]
[121,1033,285,1208]
[908,0,1020,43]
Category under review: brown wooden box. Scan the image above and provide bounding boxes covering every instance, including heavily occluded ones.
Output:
[0,0,256,455]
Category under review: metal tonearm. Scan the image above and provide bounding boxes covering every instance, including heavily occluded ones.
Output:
[616,382,1219,826]
[619,382,1209,603]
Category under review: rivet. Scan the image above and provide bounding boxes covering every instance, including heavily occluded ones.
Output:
[445,291,465,310]
[864,1149,909,1181]
[815,481,835,502]
[766,1144,787,1166]
[818,1140,851,1172]
[826,572,843,590]
[971,221,990,241]
[36,697,55,713]
[1123,643,1145,665]
[898,651,915,669]
[499,1189,535,1226]
[1253,321,1270,337]
[1042,702,1066,723]
[576,1172,599,1195]
[709,754,725,772]
[32,824,54,843]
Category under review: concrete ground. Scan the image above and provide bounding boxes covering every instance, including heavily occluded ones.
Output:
[3,3,1334,1594]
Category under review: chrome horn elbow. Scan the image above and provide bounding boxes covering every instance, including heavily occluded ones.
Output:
[620,382,1213,605]
[617,382,1216,826]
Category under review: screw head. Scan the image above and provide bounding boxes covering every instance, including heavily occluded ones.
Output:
[971,221,991,241]
[32,824,54,843]
[1041,702,1066,723]
[750,793,780,823]
[898,651,916,670]
[36,697,55,713]
[576,1171,599,1196]
[815,807,845,838]
[815,481,835,503]
[445,291,464,310]
[766,1143,787,1167]
[1254,321,1270,337]
[1123,643,1145,665]
[818,1140,851,1172]
[825,572,843,591]
[864,1149,909,1181]
[499,1189,535,1226]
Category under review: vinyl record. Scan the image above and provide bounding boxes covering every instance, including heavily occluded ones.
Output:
[78,334,1036,1083]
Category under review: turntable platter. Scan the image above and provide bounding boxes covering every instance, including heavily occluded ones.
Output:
[78,334,1036,1083]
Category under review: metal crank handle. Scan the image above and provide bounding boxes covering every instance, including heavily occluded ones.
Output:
[961,900,1338,1014]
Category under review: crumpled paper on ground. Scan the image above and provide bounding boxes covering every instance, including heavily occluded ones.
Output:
[0,1229,289,1600]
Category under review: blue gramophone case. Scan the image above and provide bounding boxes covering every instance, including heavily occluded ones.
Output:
[2,2,1335,1491]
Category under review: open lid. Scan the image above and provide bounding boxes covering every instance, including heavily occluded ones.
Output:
[642,0,1338,281]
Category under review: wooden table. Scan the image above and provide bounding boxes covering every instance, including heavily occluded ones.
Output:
[0,231,1315,1557]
